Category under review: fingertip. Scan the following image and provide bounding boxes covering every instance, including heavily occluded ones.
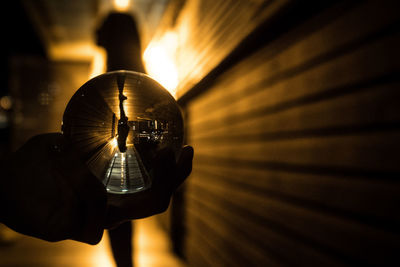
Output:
[176,145,194,187]
[181,145,194,161]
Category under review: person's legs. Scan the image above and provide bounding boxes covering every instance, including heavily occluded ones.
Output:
[108,221,134,267]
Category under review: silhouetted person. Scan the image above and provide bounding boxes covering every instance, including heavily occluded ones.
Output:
[96,12,145,73]
[117,74,130,153]
[96,12,145,267]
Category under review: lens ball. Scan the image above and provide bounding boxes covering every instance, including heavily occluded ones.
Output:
[62,70,184,194]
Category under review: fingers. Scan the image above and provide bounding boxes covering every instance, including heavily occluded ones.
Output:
[175,145,194,188]
[152,147,176,190]
[152,145,194,191]
[16,133,63,156]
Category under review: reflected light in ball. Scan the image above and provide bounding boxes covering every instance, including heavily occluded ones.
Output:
[113,0,131,12]
[110,137,118,149]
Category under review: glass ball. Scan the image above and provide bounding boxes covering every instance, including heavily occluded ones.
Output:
[62,70,184,194]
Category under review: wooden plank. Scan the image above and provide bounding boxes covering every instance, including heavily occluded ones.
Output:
[188,0,400,118]
[175,0,292,97]
[189,82,400,140]
[188,176,400,265]
[188,32,400,130]
[184,235,213,267]
[192,131,400,172]
[186,185,346,266]
[184,227,226,267]
[180,1,400,266]
[184,202,248,267]
[188,164,400,227]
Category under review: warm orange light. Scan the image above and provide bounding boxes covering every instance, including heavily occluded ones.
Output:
[89,47,106,79]
[143,31,179,97]
[113,0,131,12]
[0,96,12,110]
[89,237,114,267]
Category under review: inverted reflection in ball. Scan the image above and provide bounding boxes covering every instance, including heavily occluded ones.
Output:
[62,71,183,194]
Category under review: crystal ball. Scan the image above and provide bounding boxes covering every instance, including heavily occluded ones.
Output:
[62,70,184,194]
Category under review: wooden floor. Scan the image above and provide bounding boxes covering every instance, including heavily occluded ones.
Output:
[0,217,185,267]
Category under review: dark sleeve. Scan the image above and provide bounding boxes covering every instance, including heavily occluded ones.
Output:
[0,133,107,245]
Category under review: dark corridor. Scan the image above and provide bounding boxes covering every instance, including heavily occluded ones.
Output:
[1,0,400,266]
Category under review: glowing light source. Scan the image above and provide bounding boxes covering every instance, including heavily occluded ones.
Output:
[120,152,126,189]
[113,0,131,12]
[89,47,106,79]
[143,31,179,97]
[0,96,12,110]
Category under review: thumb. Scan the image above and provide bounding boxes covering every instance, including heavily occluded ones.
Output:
[175,145,194,189]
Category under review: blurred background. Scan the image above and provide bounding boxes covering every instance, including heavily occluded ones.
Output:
[0,0,399,266]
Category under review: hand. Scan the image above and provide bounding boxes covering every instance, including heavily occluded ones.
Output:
[105,145,194,229]
[0,133,193,243]
[1,133,107,244]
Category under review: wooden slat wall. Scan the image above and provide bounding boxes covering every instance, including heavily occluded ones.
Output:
[151,0,292,98]
[181,0,400,266]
